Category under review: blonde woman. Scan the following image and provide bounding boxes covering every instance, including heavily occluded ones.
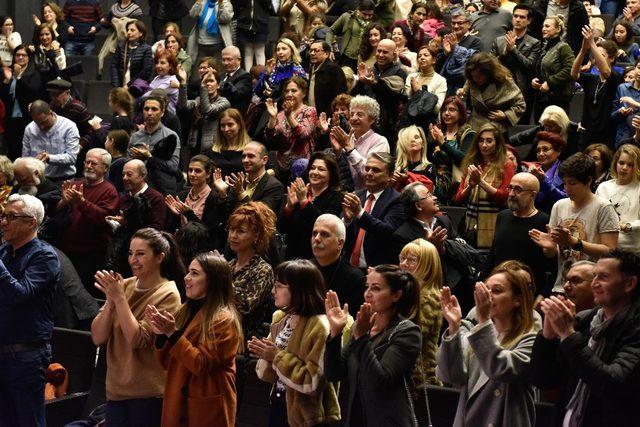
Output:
[596,144,640,254]
[437,260,538,427]
[399,238,443,386]
[454,124,515,249]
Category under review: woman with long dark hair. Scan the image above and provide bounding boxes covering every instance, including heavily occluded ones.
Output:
[281,151,344,259]
[325,264,422,426]
[147,252,243,426]
[110,20,154,88]
[358,22,386,68]
[251,259,341,426]
[91,228,184,425]
[455,124,515,249]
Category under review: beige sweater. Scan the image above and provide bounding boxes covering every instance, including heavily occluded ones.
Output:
[105,277,181,401]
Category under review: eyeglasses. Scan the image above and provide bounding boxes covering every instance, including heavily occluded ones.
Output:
[0,213,33,222]
[506,185,535,195]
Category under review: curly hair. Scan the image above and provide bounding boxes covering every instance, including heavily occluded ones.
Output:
[358,22,387,61]
[227,202,277,255]
[535,131,566,153]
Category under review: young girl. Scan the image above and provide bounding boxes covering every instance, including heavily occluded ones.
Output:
[143,51,180,113]
[610,21,640,64]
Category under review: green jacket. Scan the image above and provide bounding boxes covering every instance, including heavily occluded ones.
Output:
[327,11,367,60]
[539,40,575,98]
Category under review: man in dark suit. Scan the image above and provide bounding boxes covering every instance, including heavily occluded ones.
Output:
[220,46,253,115]
[342,152,405,268]
[225,141,284,214]
[390,181,457,262]
[307,41,347,116]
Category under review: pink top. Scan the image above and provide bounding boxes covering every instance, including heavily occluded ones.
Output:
[346,129,390,191]
[183,185,211,224]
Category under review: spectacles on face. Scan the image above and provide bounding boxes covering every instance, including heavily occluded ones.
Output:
[0,213,33,222]
[399,255,418,264]
[506,184,535,195]
[451,20,469,26]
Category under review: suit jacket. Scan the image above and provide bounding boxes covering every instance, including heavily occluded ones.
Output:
[390,214,457,262]
[490,33,542,96]
[233,172,285,214]
[343,186,405,267]
[309,60,347,116]
[221,68,252,115]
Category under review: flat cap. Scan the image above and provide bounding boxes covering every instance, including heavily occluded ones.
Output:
[45,79,72,92]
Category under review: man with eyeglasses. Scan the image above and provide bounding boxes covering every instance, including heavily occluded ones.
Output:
[306,40,347,116]
[391,181,458,261]
[0,194,60,426]
[451,9,484,51]
[486,172,556,295]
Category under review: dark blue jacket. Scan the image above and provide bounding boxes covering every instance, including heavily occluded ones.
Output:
[0,238,60,345]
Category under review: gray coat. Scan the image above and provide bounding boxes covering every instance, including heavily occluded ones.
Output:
[178,84,230,152]
[437,319,537,427]
[490,34,542,97]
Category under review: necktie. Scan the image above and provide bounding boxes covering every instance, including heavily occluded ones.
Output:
[350,194,375,267]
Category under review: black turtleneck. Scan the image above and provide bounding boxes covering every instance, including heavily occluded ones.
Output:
[313,257,365,317]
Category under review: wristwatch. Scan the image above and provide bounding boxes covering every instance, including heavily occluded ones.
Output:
[572,238,584,251]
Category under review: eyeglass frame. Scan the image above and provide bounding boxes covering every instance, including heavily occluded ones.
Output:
[506,184,536,195]
[0,213,34,222]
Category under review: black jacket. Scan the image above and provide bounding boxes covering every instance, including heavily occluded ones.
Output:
[233,0,273,33]
[390,214,457,262]
[509,122,580,161]
[110,42,154,88]
[0,66,44,118]
[530,0,589,53]
[148,0,188,19]
[280,188,344,260]
[530,299,640,426]
[325,315,421,427]
[220,68,253,115]
[343,187,406,267]
[308,60,347,116]
[231,172,285,214]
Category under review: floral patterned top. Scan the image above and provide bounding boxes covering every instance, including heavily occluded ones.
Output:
[265,105,318,172]
[230,255,275,339]
[254,61,308,101]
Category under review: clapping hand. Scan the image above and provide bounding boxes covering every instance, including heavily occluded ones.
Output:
[429,123,445,145]
[473,281,492,323]
[330,125,352,151]
[443,33,458,55]
[61,181,84,205]
[549,225,572,247]
[145,304,176,336]
[226,172,246,195]
[36,152,49,163]
[212,168,229,196]
[2,66,12,83]
[539,296,575,340]
[504,30,516,54]
[325,290,349,338]
[440,286,462,334]
[130,144,151,160]
[529,224,557,251]
[391,170,408,186]
[467,164,482,187]
[286,183,299,208]
[265,58,276,75]
[341,192,362,222]
[247,336,278,361]
[94,270,126,303]
[426,225,447,249]
[580,25,594,52]
[318,112,329,134]
[352,303,377,339]
[529,165,546,181]
[266,98,278,118]
[292,177,308,204]
[165,194,190,215]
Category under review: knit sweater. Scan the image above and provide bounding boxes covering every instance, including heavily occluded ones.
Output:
[256,311,342,427]
[105,277,181,400]
[55,179,119,253]
[63,0,104,42]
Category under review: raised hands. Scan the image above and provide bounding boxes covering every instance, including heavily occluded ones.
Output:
[352,303,377,339]
[226,171,246,195]
[440,286,462,334]
[145,304,177,336]
[247,336,278,361]
[318,112,329,134]
[539,296,576,340]
[266,98,278,118]
[473,281,492,323]
[429,123,445,145]
[426,225,448,249]
[330,125,353,152]
[292,177,308,203]
[165,194,190,216]
[94,270,126,303]
[443,33,458,55]
[325,290,349,338]
[580,25,594,52]
[212,168,229,197]
[341,192,362,222]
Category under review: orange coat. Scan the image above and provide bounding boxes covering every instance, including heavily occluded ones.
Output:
[156,308,241,427]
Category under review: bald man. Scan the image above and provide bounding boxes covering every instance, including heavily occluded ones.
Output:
[485,172,556,295]
[351,37,407,149]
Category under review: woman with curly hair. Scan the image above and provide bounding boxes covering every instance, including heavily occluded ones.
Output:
[460,51,525,134]
[227,201,276,340]
[454,124,515,249]
[358,22,386,68]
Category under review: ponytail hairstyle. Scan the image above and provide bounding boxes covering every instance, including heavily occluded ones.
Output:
[174,253,244,350]
[131,228,187,289]
[372,264,420,319]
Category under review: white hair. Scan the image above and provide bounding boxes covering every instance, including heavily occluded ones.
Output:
[222,45,241,59]
[350,95,380,121]
[7,194,45,226]
[315,214,346,241]
[14,157,46,184]
[87,148,112,168]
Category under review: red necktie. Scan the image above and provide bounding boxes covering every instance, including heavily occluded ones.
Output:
[350,194,375,267]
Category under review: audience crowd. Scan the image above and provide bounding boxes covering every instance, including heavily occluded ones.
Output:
[2,0,640,425]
